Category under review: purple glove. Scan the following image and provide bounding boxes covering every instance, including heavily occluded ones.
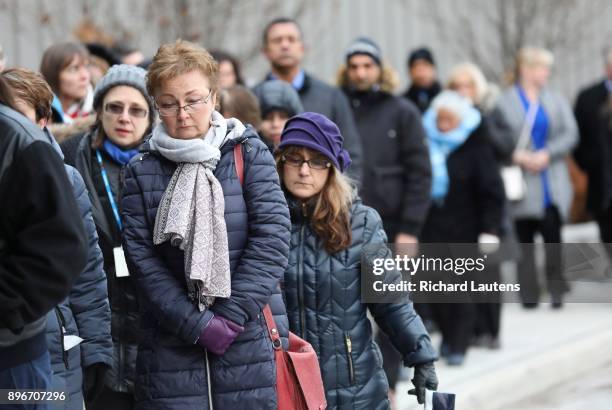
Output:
[197,314,244,355]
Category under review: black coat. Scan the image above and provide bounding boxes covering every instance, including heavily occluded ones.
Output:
[343,88,432,237]
[61,132,140,393]
[573,80,612,214]
[284,198,436,409]
[0,104,87,369]
[45,165,112,410]
[121,130,291,409]
[420,124,505,243]
[402,82,442,113]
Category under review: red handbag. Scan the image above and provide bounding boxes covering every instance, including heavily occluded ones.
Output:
[233,142,327,410]
[262,305,327,410]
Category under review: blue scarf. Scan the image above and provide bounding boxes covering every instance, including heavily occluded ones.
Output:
[102,139,139,165]
[423,106,482,201]
[516,85,552,207]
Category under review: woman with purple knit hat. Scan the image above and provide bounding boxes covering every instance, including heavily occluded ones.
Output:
[275,112,438,409]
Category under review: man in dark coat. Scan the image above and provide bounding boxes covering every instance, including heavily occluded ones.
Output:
[402,47,442,113]
[254,17,363,184]
[339,37,432,404]
[340,38,432,248]
[0,100,87,396]
[574,47,612,256]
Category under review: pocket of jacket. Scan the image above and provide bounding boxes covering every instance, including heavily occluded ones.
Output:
[371,166,404,216]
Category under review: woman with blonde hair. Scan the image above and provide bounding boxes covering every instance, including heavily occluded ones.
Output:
[276,112,438,409]
[120,40,290,409]
[446,62,498,111]
[489,46,578,309]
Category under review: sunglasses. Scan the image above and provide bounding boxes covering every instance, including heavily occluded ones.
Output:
[104,102,148,118]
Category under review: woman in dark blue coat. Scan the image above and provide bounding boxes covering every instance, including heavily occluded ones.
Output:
[275,112,438,409]
[120,40,290,409]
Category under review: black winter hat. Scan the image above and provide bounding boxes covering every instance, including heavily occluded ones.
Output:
[408,47,436,67]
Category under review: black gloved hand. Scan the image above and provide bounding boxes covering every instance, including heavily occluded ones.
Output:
[83,363,109,404]
[408,361,438,404]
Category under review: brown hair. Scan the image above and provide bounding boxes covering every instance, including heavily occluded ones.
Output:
[209,49,245,86]
[0,76,15,107]
[2,67,54,121]
[147,40,218,97]
[218,85,261,128]
[276,146,353,254]
[39,42,89,95]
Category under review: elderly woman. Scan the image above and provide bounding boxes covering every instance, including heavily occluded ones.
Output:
[446,62,507,350]
[490,47,578,309]
[60,64,155,410]
[447,62,499,113]
[120,40,290,409]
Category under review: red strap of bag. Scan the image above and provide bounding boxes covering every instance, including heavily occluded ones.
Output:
[234,142,245,185]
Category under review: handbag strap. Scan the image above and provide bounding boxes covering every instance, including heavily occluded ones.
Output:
[233,139,282,350]
[234,142,245,185]
[262,304,283,350]
[514,98,539,152]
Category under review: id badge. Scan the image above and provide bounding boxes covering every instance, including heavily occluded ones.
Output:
[63,335,84,351]
[113,246,130,277]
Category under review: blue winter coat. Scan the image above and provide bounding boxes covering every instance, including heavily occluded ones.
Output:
[283,198,437,410]
[121,128,291,409]
[46,164,112,410]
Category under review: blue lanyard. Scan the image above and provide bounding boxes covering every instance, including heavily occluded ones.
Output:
[95,150,123,231]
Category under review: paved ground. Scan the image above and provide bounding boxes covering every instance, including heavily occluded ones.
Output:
[394,222,612,410]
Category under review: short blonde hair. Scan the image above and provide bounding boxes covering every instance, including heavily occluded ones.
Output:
[516,46,554,70]
[146,40,218,97]
[446,62,488,106]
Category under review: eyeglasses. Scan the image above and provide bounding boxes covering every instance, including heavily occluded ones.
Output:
[281,154,331,170]
[104,102,148,118]
[155,89,213,117]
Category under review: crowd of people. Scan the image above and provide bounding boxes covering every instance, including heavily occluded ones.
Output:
[1,15,611,410]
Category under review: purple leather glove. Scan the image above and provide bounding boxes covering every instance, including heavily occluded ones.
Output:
[197,314,244,355]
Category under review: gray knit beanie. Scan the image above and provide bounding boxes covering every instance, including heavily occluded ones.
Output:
[93,64,153,114]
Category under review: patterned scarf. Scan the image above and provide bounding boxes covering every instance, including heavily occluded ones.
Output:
[149,111,246,311]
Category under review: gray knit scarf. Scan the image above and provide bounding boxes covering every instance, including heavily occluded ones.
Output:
[149,111,246,311]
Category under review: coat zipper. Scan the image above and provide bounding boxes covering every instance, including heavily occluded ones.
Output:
[205,349,214,409]
[344,332,355,385]
[54,307,69,369]
[297,223,306,338]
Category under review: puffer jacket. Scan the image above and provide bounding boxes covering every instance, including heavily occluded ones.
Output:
[61,132,140,393]
[45,141,112,410]
[283,197,437,410]
[121,128,291,409]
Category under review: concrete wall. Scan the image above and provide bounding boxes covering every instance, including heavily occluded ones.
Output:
[1,0,611,100]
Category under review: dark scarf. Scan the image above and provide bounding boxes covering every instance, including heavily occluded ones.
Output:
[403,81,442,113]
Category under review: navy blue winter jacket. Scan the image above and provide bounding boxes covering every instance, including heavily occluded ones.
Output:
[121,128,291,409]
[46,164,112,410]
[283,197,437,409]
